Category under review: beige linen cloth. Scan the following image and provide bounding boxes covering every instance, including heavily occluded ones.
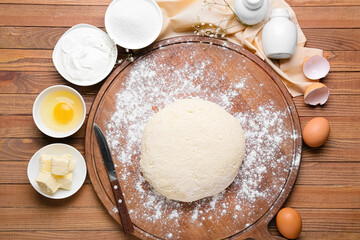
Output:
[155,0,323,97]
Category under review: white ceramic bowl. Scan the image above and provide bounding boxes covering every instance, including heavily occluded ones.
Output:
[33,85,86,138]
[53,24,118,86]
[105,0,163,49]
[27,143,87,199]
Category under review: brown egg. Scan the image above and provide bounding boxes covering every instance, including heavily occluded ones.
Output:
[302,117,330,147]
[276,207,302,239]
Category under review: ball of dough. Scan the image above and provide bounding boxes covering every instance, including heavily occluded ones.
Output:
[140,99,245,202]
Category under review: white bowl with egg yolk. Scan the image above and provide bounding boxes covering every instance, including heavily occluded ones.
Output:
[33,85,86,138]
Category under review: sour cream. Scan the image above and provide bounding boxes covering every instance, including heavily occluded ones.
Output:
[53,24,117,86]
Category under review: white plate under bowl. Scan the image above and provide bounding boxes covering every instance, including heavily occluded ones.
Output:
[105,0,163,50]
[53,24,118,86]
[27,143,87,199]
[33,85,86,138]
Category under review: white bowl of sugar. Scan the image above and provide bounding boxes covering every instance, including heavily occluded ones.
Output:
[105,0,163,50]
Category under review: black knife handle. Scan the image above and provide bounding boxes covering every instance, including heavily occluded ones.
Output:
[110,180,134,235]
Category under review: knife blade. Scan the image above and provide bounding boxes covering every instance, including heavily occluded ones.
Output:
[93,123,134,235]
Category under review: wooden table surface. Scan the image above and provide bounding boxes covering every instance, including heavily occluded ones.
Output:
[0,0,359,239]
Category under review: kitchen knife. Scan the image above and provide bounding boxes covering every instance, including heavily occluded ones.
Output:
[93,123,134,235]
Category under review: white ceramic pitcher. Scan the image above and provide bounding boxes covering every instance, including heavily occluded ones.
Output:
[262,8,297,59]
[234,0,269,25]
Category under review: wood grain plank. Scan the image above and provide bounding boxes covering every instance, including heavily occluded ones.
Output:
[1,71,359,94]
[270,209,360,233]
[296,162,360,185]
[0,108,359,134]
[0,231,134,240]
[293,6,360,28]
[303,28,360,51]
[1,27,359,51]
[321,72,360,95]
[0,138,84,161]
[0,5,359,28]
[0,49,126,72]
[0,116,86,138]
[0,48,359,72]
[0,94,93,115]
[287,0,360,6]
[294,95,360,117]
[286,185,360,208]
[0,184,100,208]
[1,136,359,162]
[324,51,360,72]
[0,49,55,72]
[0,5,107,27]
[302,138,360,162]
[0,26,65,49]
[1,94,360,117]
[0,71,102,94]
[268,225,360,240]
[0,206,358,232]
[0,161,29,183]
[0,94,42,114]
[2,160,359,186]
[300,116,360,139]
[0,118,359,160]
[0,207,121,231]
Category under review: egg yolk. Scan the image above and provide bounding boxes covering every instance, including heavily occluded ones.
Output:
[53,102,74,124]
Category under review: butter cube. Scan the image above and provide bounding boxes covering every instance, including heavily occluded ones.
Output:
[37,154,75,194]
[64,154,76,172]
[40,154,52,172]
[55,173,73,191]
[36,172,61,195]
[51,156,70,176]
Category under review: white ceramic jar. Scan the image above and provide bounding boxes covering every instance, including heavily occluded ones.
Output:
[262,8,297,59]
[234,0,269,25]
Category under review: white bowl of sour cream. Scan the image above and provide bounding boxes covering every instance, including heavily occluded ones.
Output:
[52,24,118,86]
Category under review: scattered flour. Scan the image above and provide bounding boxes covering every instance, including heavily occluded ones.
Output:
[112,206,118,213]
[105,43,300,239]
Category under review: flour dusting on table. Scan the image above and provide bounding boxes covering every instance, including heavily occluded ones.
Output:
[105,43,300,239]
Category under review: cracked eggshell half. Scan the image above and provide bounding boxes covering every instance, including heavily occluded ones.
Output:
[303,55,330,80]
[304,82,330,106]
[52,24,118,86]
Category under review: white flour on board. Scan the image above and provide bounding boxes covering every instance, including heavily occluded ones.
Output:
[106,44,300,239]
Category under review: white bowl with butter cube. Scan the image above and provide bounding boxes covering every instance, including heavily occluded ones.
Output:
[27,143,87,199]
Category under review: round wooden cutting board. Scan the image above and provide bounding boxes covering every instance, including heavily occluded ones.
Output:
[85,36,302,240]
